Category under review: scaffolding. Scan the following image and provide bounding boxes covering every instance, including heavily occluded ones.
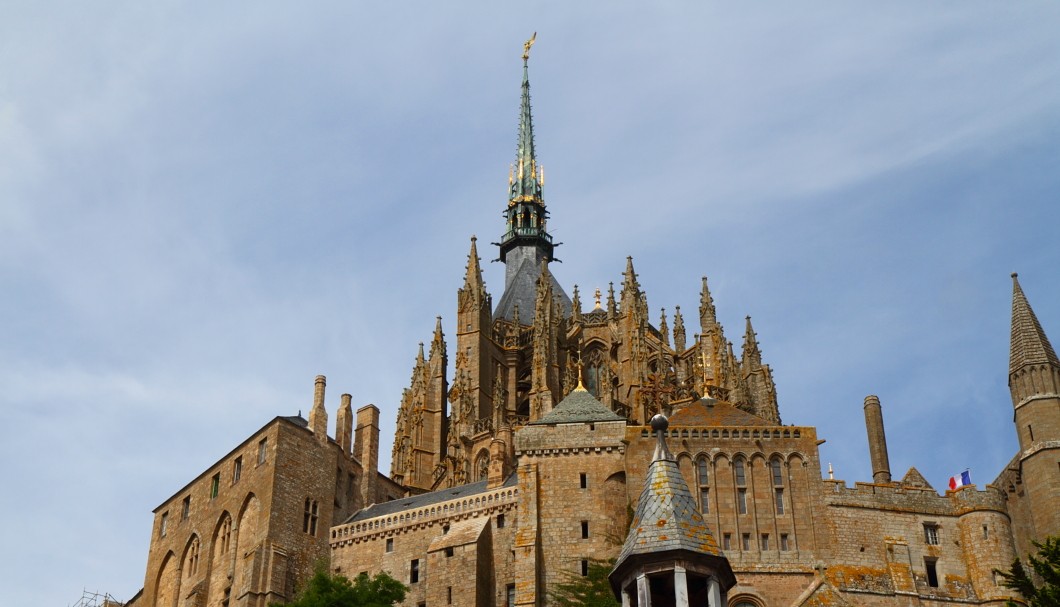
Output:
[71,589,123,607]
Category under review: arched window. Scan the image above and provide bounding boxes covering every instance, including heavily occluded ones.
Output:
[770,458,783,486]
[696,456,710,513]
[771,457,785,514]
[584,348,604,398]
[184,536,200,577]
[303,498,319,535]
[734,457,747,515]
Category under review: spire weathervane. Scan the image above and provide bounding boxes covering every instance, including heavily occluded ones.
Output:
[522,32,536,61]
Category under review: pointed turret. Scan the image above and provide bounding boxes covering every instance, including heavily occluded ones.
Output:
[1006,273,1060,547]
[610,414,735,605]
[1009,273,1059,377]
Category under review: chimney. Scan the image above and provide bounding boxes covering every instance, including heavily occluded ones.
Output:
[863,395,892,483]
[309,375,328,443]
[336,394,353,457]
[355,404,380,508]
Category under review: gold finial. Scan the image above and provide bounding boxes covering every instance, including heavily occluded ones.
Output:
[576,360,586,391]
[522,32,537,61]
[593,288,602,310]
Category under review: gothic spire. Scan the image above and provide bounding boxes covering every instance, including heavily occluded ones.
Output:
[700,276,718,329]
[673,306,687,353]
[659,308,670,347]
[459,236,489,312]
[430,316,446,358]
[741,316,762,366]
[510,33,542,205]
[497,34,555,266]
[1010,273,1059,375]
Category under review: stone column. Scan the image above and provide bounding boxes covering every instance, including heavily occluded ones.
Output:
[708,579,722,607]
[674,566,689,607]
[637,574,651,607]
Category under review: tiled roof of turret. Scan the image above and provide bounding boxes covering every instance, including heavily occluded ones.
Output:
[1010,273,1059,375]
[614,416,726,565]
[530,384,624,425]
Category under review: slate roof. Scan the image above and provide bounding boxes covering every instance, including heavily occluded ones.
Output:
[344,473,517,524]
[668,398,771,427]
[493,248,572,324]
[1010,273,1059,375]
[611,416,734,592]
[530,385,625,425]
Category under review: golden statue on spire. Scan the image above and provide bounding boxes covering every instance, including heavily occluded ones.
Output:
[522,32,537,61]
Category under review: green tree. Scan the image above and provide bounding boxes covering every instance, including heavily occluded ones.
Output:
[548,558,619,607]
[995,536,1060,607]
[275,564,407,607]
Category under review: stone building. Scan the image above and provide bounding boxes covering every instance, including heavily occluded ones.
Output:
[129,377,403,607]
[126,42,1060,607]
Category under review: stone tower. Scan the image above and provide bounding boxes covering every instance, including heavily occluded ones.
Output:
[1007,273,1060,548]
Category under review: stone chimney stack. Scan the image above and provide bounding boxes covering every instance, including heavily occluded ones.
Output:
[355,404,380,508]
[863,395,892,483]
[336,393,353,457]
[309,375,328,443]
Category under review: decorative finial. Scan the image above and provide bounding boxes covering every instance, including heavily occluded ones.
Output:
[593,287,602,310]
[828,462,834,480]
[1011,272,1019,279]
[576,360,586,391]
[522,32,537,61]
[650,413,674,462]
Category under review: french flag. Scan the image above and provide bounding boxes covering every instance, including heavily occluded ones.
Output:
[949,470,971,491]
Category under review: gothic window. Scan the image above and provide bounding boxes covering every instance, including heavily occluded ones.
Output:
[185,537,200,576]
[218,516,232,555]
[770,458,783,486]
[303,498,319,535]
[584,348,604,398]
[476,452,490,481]
[734,458,746,486]
[697,456,710,513]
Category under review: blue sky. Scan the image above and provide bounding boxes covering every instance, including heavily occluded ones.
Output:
[3,3,1060,605]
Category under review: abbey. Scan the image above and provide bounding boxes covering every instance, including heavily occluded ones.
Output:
[126,45,1059,607]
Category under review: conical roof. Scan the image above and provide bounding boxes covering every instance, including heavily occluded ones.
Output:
[611,415,735,591]
[530,384,624,425]
[1010,273,1059,375]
